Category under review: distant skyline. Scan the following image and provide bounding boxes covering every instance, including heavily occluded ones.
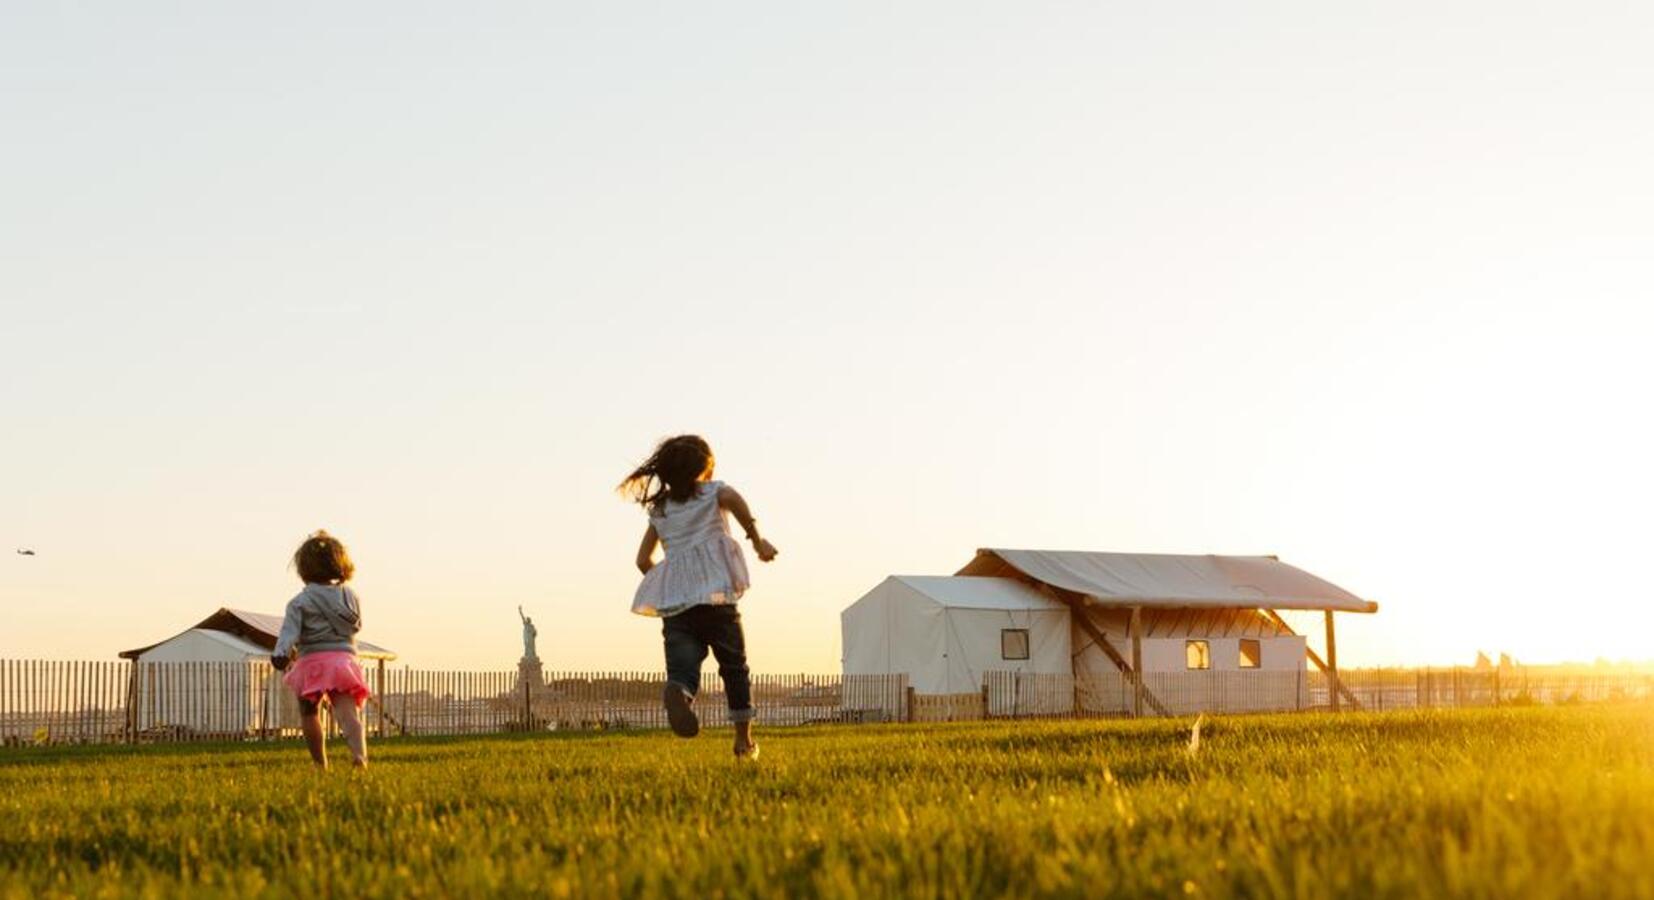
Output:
[4,2,1652,672]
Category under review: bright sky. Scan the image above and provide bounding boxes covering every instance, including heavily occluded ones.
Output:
[4,3,1651,673]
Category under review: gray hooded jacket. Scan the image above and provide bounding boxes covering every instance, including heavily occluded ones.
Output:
[273,583,362,657]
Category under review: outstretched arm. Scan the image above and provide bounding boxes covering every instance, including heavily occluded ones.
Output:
[717,485,778,562]
[635,523,660,575]
[271,596,302,670]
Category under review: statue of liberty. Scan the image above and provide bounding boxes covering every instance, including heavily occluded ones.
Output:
[518,605,539,661]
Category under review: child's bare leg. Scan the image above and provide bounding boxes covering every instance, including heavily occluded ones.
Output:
[299,698,327,768]
[331,694,368,767]
[734,719,756,755]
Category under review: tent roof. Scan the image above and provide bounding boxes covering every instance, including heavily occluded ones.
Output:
[957,549,1377,613]
[887,575,1069,611]
[120,607,398,660]
[188,628,271,656]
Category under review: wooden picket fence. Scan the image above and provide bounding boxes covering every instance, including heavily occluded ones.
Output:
[0,660,131,745]
[975,667,1654,719]
[3,659,1650,746]
[0,660,908,746]
[376,668,879,736]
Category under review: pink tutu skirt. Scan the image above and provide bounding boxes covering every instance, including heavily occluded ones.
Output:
[284,650,372,705]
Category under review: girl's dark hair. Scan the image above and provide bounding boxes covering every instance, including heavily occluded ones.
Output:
[618,435,714,509]
[293,530,354,584]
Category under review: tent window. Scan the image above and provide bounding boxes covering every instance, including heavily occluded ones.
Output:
[1001,629,1030,661]
[1185,640,1211,670]
[1239,639,1262,669]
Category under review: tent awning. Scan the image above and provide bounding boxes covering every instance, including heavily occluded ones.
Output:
[957,549,1378,613]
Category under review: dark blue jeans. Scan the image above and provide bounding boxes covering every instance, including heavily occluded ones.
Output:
[663,604,754,722]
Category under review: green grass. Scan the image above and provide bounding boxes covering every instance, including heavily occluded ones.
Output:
[4,704,1654,898]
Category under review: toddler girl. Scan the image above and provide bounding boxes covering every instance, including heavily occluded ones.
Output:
[621,435,777,759]
[271,530,372,769]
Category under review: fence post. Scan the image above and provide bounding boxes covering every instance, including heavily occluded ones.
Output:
[258,663,271,739]
[904,685,915,723]
[124,661,138,744]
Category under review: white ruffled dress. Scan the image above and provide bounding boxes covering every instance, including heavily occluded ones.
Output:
[631,480,752,617]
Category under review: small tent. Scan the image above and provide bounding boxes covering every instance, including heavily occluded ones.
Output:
[843,575,1072,697]
[120,608,396,735]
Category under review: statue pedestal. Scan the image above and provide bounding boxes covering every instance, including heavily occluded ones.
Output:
[517,657,545,695]
[510,657,550,730]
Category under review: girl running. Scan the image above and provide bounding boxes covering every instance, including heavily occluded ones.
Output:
[271,530,372,769]
[620,435,777,759]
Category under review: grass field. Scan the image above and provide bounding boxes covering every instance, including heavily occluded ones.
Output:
[3,704,1653,899]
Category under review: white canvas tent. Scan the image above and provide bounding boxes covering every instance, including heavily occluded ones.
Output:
[841,549,1376,718]
[842,576,1071,699]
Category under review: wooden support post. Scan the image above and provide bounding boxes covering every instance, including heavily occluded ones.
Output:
[1130,606,1144,719]
[1068,606,1171,717]
[1261,609,1362,711]
[377,659,387,737]
[1325,610,1341,713]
